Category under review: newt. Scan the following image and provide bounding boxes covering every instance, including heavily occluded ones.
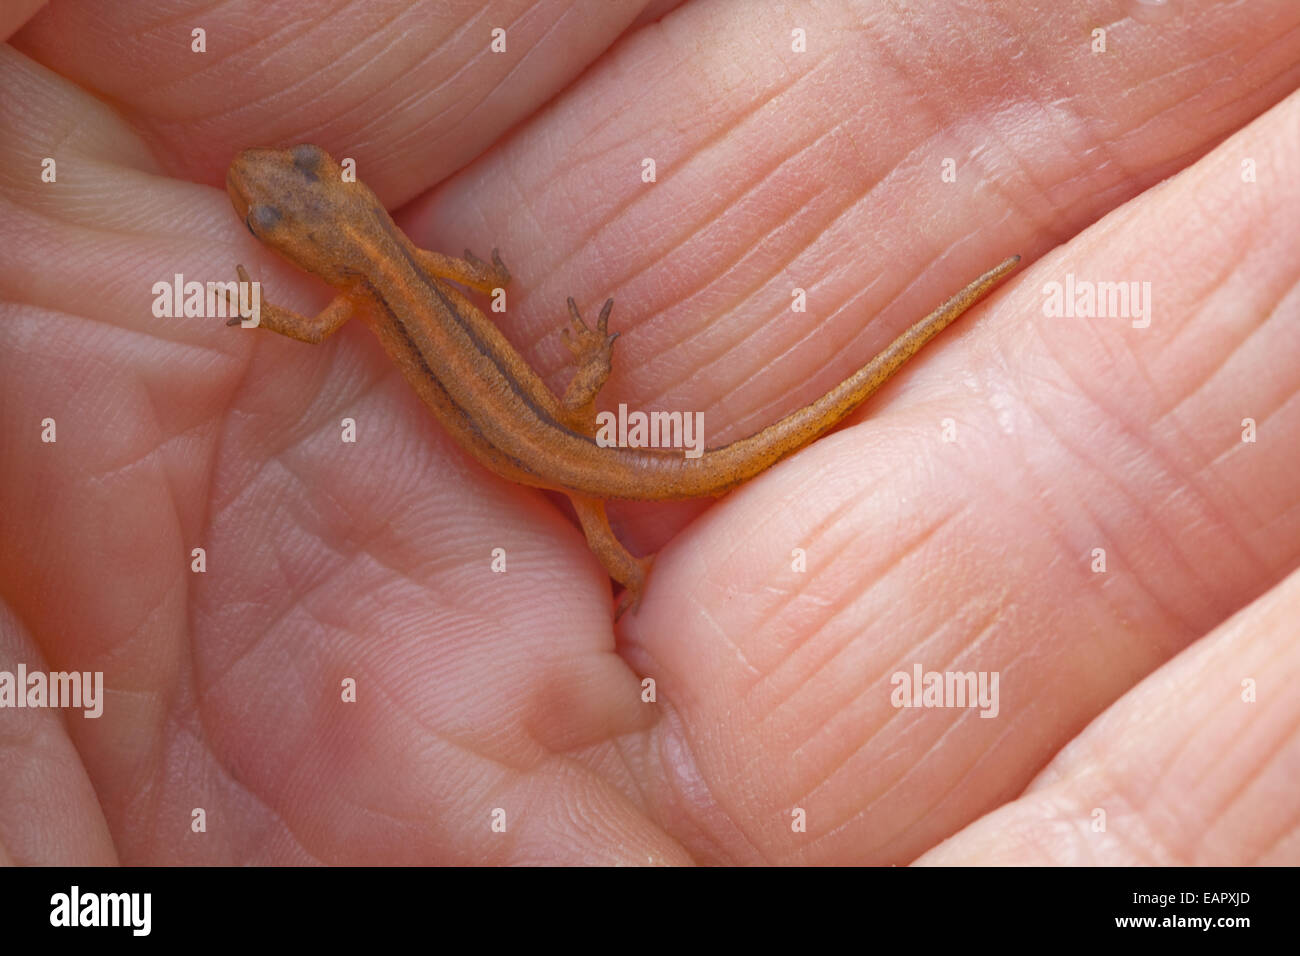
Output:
[224,144,1019,616]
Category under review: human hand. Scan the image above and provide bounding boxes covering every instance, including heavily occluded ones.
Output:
[2,0,1297,865]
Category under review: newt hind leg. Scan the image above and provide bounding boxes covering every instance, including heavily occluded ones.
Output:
[569,494,653,619]
[559,297,618,434]
[558,302,649,616]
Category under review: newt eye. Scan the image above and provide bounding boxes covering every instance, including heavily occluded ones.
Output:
[292,144,323,181]
[247,204,282,233]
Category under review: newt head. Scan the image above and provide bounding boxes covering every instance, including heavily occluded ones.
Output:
[226,144,387,284]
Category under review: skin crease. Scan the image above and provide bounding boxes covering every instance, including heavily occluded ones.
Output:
[1,0,1299,866]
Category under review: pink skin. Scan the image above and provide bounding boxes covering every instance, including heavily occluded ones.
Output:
[3,0,1300,864]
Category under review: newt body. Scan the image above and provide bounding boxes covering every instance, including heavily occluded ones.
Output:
[225,144,1018,613]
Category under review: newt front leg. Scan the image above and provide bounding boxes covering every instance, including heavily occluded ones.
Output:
[559,296,617,430]
[223,263,355,342]
[415,247,511,293]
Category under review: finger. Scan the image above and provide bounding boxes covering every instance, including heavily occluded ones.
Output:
[11,0,649,203]
[0,601,117,864]
[917,564,1300,865]
[11,1,1300,234]
[626,88,1300,864]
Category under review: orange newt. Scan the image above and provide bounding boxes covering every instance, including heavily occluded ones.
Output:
[224,144,1019,616]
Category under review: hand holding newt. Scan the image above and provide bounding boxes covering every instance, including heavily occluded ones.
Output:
[225,144,1018,616]
[7,0,1296,870]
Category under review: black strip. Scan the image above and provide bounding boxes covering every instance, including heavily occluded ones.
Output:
[360,278,534,477]
[383,229,594,445]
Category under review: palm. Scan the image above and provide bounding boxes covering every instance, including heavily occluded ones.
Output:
[2,1,1297,865]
